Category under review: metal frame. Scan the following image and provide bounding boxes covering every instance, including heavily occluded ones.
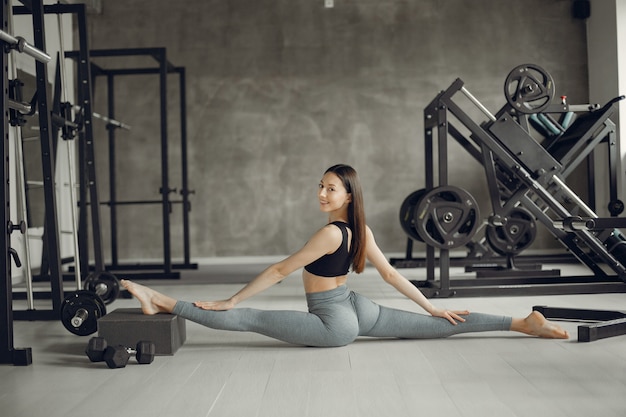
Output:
[533,306,626,342]
[2,0,64,365]
[403,77,626,299]
[67,48,196,279]
[11,1,103,301]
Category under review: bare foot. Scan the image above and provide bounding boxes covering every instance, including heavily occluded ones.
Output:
[120,279,176,315]
[514,311,569,339]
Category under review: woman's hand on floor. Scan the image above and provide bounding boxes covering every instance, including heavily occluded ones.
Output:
[194,299,236,311]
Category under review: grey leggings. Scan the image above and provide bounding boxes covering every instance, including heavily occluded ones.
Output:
[172,285,512,347]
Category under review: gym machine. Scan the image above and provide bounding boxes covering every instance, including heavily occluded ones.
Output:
[1,0,59,365]
[12,2,121,292]
[65,48,197,279]
[7,2,130,346]
[395,64,626,295]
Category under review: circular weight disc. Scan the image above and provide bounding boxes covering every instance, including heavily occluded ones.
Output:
[60,290,107,336]
[608,199,625,217]
[399,189,427,242]
[413,186,480,249]
[84,271,120,305]
[504,64,555,114]
[485,207,537,256]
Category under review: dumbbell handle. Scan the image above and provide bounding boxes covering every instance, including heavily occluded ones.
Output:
[71,308,89,328]
[121,347,138,355]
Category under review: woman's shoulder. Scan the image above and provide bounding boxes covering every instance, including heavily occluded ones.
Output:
[310,222,345,242]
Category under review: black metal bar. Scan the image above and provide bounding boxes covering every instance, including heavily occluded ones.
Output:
[607,127,619,214]
[75,5,106,275]
[178,67,192,265]
[578,318,626,342]
[414,280,626,298]
[83,47,170,58]
[158,48,172,274]
[31,0,64,313]
[0,0,32,366]
[99,199,183,206]
[107,73,118,266]
[422,92,447,284]
[533,306,626,342]
[390,252,581,268]
[91,68,171,76]
[560,217,626,230]
[80,263,188,272]
[0,0,14,365]
[77,112,89,278]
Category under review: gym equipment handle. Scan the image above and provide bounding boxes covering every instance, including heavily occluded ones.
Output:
[0,30,51,63]
[71,308,89,328]
[8,98,31,115]
[461,86,496,122]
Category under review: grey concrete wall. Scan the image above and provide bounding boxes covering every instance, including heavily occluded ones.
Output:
[83,0,589,260]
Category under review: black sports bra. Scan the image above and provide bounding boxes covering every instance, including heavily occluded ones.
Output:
[304,221,352,277]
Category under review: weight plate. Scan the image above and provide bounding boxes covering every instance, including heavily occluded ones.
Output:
[608,199,625,217]
[414,186,480,249]
[84,271,120,305]
[399,189,427,242]
[485,207,537,256]
[504,64,555,114]
[60,290,107,336]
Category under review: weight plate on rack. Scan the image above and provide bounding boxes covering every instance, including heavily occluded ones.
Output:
[608,199,625,217]
[504,64,555,114]
[60,290,107,336]
[485,206,537,256]
[84,271,120,305]
[399,189,427,242]
[414,185,480,249]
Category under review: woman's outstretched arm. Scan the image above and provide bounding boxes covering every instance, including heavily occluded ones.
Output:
[194,224,344,310]
[364,226,468,325]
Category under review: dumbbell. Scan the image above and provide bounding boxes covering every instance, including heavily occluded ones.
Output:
[85,337,156,368]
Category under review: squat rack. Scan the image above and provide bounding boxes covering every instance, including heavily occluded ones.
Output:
[66,48,197,279]
[1,0,62,366]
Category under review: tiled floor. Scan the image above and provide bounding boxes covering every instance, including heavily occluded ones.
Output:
[2,262,626,417]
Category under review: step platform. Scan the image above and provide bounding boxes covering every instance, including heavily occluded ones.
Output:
[98,308,186,355]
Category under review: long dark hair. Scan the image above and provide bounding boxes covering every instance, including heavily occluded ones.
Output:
[325,164,366,273]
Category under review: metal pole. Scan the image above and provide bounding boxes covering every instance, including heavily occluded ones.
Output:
[57,10,82,289]
[551,175,598,218]
[158,49,172,273]
[460,86,497,122]
[107,74,118,266]
[7,5,34,310]
[31,0,64,313]
[178,67,191,265]
[0,28,51,63]
[7,98,31,114]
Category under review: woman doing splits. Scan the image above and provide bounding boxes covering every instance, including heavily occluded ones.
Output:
[122,164,568,347]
